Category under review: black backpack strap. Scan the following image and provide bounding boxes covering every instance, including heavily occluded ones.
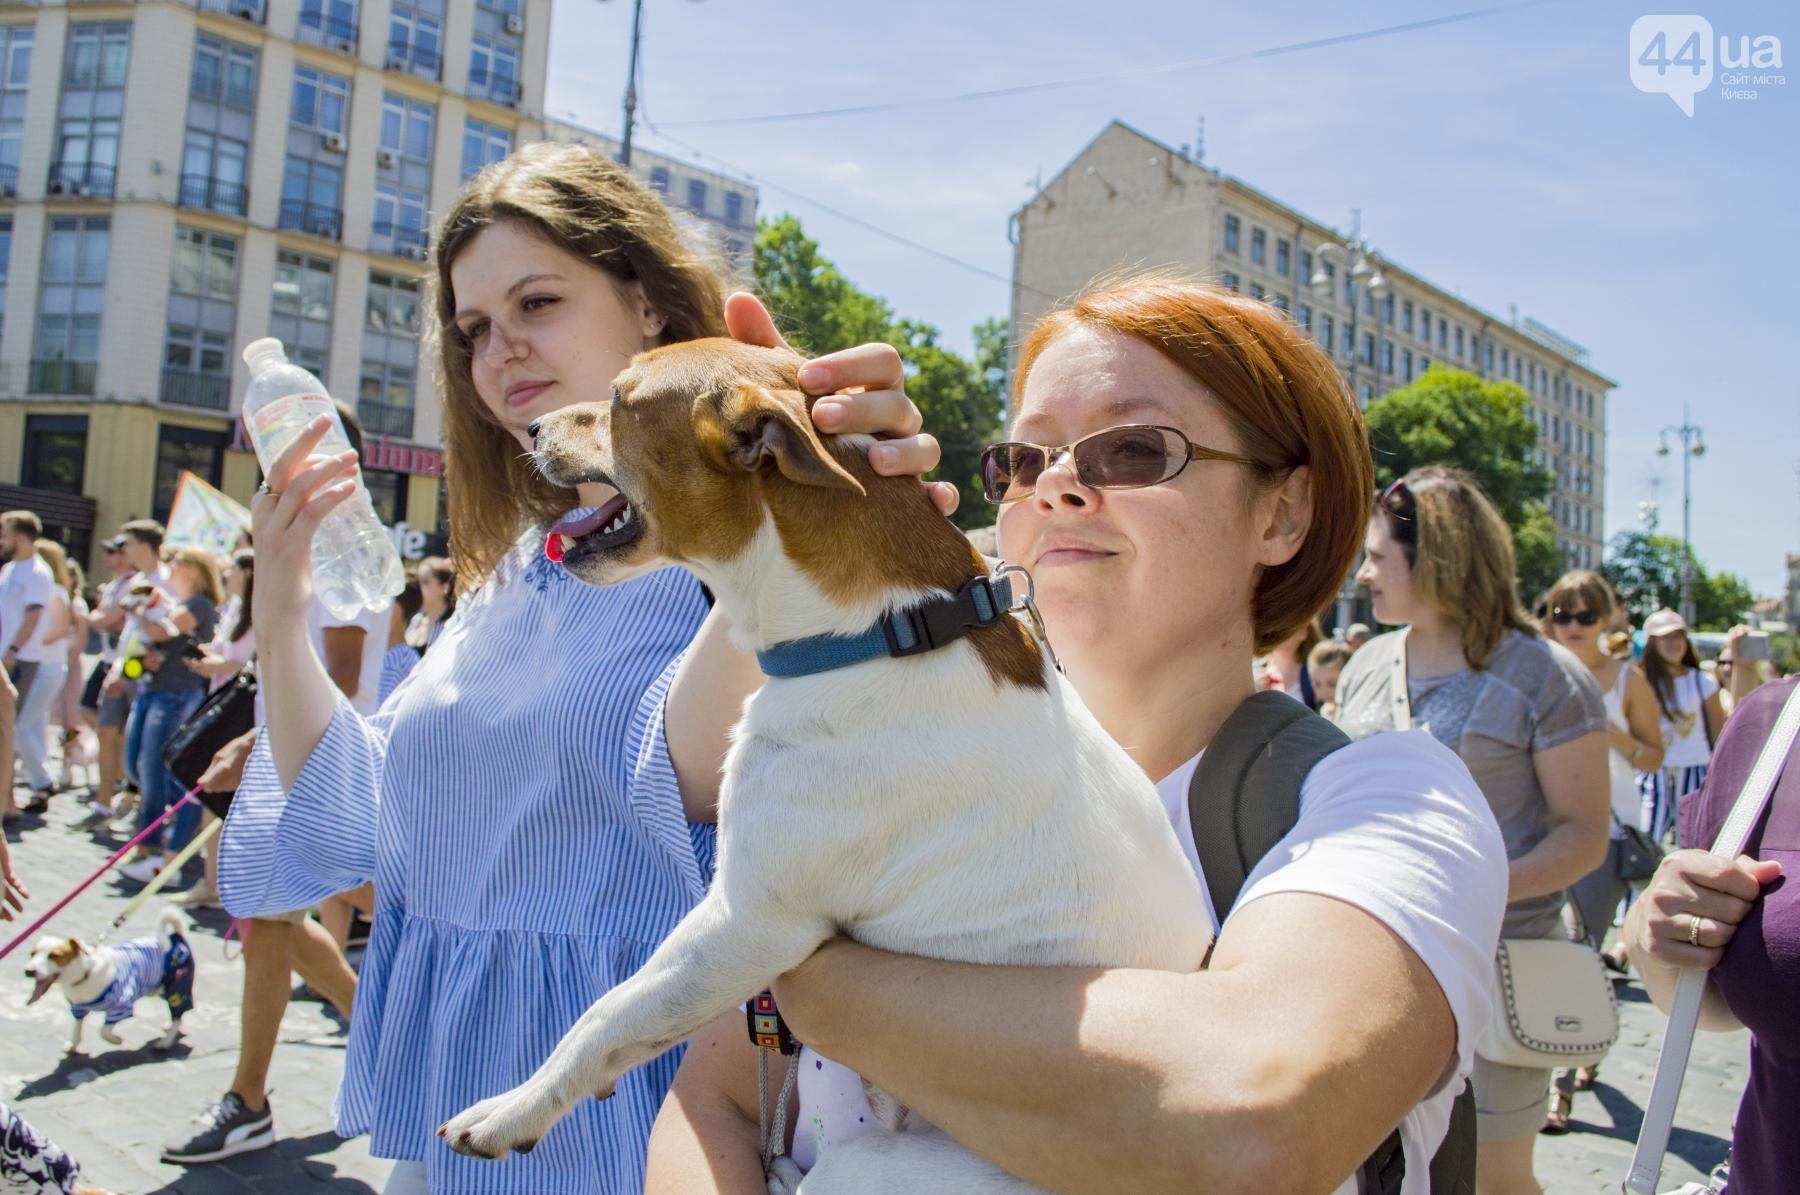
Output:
[1187,690,1350,924]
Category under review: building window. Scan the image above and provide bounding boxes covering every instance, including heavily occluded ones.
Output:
[270,249,333,377]
[686,178,707,214]
[470,36,518,104]
[1298,250,1312,282]
[153,424,230,522]
[1402,300,1413,334]
[1249,227,1265,266]
[366,271,421,336]
[1454,326,1464,357]
[179,130,249,215]
[363,271,421,436]
[1361,333,1375,366]
[1383,293,1395,325]
[648,166,669,194]
[372,181,429,256]
[1297,303,1311,331]
[1437,317,1448,349]
[291,65,351,135]
[1271,293,1288,312]
[1249,282,1264,300]
[1341,323,1352,358]
[1402,348,1413,382]
[32,216,109,394]
[1485,342,1494,372]
[359,359,415,437]
[0,215,10,340]
[0,26,30,197]
[1223,214,1239,253]
[386,5,443,79]
[171,227,238,302]
[1500,348,1510,377]
[299,0,360,51]
[1420,355,1431,372]
[724,190,744,226]
[1382,341,1394,374]
[460,117,509,180]
[21,415,87,494]
[380,93,434,163]
[191,36,257,110]
[1319,313,1333,352]
[162,325,232,409]
[280,157,344,239]
[63,23,130,89]
[1417,306,1430,342]
[1275,238,1290,276]
[1220,271,1238,292]
[50,115,120,196]
[364,468,408,526]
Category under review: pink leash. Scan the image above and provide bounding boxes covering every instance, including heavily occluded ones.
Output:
[0,788,201,963]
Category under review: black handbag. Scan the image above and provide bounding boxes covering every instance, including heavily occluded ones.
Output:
[162,666,258,814]
[1613,814,1665,883]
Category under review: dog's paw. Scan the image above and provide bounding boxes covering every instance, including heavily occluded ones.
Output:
[437,1086,566,1161]
[98,1026,123,1046]
[152,1030,181,1052]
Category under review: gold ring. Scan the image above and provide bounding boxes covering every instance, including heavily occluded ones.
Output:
[1687,915,1703,947]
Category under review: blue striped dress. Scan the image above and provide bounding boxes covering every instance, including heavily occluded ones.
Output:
[218,524,714,1194]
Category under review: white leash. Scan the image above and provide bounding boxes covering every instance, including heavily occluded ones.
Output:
[1624,681,1800,1194]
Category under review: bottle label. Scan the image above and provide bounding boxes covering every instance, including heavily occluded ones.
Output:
[248,392,355,462]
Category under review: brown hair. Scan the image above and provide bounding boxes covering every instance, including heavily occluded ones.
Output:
[121,519,166,553]
[1642,629,1700,721]
[1377,465,1535,669]
[417,555,457,622]
[2,510,42,540]
[229,548,254,643]
[166,546,224,606]
[1013,276,1375,653]
[1308,638,1355,673]
[431,142,729,587]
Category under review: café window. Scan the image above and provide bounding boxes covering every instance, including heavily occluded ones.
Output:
[365,468,407,526]
[153,423,229,522]
[21,414,87,493]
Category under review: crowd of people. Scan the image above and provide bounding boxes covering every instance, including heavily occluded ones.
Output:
[0,139,1793,1195]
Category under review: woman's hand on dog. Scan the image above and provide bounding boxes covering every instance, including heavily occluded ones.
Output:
[725,292,958,517]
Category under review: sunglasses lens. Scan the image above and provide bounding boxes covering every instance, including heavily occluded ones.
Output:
[1079,427,1178,489]
[981,444,1044,502]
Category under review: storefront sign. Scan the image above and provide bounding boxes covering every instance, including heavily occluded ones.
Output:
[231,423,444,477]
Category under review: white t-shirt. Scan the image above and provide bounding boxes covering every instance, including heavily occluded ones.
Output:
[0,554,58,663]
[1656,669,1719,768]
[790,730,1507,1195]
[306,599,391,715]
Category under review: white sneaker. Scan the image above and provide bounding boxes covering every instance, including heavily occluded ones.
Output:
[118,857,165,884]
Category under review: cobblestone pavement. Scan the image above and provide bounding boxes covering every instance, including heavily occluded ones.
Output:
[4,791,1751,1193]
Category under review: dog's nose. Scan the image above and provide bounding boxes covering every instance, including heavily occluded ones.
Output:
[527,418,542,441]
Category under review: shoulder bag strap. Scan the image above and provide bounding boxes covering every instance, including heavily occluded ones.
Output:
[1625,680,1800,1194]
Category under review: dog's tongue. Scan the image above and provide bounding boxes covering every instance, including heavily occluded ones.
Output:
[544,498,628,563]
[27,974,56,1005]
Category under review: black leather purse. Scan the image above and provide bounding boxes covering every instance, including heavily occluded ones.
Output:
[162,666,258,816]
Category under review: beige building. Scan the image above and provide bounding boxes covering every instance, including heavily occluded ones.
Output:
[0,0,754,572]
[1011,121,1616,573]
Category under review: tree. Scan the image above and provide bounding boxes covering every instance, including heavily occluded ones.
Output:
[1364,365,1559,601]
[1601,530,1756,630]
[753,215,1004,526]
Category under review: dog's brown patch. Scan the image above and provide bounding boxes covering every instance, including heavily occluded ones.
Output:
[48,939,80,966]
[604,339,1045,693]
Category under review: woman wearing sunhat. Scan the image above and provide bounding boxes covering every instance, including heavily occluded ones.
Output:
[1638,608,1724,843]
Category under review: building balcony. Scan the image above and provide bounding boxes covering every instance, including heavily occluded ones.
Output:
[161,368,232,411]
[46,161,115,198]
[297,10,359,53]
[385,39,441,80]
[198,0,266,24]
[278,198,343,241]
[30,359,97,395]
[467,69,519,107]
[371,220,429,260]
[359,400,414,438]
[178,174,249,217]
[0,164,16,199]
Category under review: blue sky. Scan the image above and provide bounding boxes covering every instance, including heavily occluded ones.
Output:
[546,0,1799,596]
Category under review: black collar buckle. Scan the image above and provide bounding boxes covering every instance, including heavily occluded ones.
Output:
[880,573,1012,659]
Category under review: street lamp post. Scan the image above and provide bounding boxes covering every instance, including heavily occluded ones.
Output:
[1309,211,1388,631]
[1656,405,1706,623]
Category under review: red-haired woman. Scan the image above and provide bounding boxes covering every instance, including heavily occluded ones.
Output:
[643,278,1508,1194]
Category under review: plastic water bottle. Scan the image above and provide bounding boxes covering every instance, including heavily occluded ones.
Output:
[240,337,404,619]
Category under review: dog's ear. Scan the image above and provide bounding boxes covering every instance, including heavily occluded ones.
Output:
[721,382,866,495]
[49,940,80,965]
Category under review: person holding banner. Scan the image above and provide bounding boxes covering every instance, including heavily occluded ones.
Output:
[1625,676,1797,1195]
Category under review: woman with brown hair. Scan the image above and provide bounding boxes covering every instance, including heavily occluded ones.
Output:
[406,555,455,653]
[1637,608,1724,845]
[214,143,941,1193]
[644,278,1508,1193]
[1335,468,1608,1194]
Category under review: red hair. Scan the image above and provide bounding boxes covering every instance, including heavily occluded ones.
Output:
[1013,276,1374,653]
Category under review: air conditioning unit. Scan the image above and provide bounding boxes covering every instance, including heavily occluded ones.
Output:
[234,5,258,20]
[503,13,523,35]
[72,183,91,197]
[46,178,68,195]
[322,132,348,153]
[385,53,407,71]
[311,219,337,238]
[377,148,396,169]
[328,35,355,54]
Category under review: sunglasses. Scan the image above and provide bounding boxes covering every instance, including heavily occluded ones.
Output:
[1551,608,1601,627]
[979,424,1262,504]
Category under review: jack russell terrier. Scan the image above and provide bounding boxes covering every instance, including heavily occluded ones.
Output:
[439,339,1212,1191]
[24,906,195,1053]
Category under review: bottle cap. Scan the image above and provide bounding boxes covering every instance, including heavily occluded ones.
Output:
[242,337,289,373]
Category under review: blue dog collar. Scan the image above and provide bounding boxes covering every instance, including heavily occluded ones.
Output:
[756,572,1017,679]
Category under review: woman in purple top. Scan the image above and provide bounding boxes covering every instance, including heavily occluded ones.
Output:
[1625,676,1797,1193]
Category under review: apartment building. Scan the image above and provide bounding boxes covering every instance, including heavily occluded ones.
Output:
[1011,121,1616,572]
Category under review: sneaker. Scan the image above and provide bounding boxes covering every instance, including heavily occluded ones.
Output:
[174,880,220,909]
[118,857,164,884]
[161,1092,275,1164]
